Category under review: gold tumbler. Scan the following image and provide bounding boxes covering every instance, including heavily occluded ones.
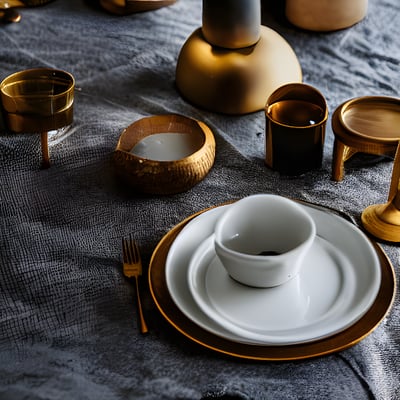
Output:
[0,68,75,167]
[265,83,328,176]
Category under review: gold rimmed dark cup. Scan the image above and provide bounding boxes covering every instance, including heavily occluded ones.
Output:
[265,83,328,176]
[0,68,75,167]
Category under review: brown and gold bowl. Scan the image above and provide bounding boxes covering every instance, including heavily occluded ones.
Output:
[113,114,216,195]
[99,0,177,15]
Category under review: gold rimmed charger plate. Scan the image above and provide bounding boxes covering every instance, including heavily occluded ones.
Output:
[148,201,396,361]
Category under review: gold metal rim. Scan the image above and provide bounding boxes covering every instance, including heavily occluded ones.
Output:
[0,67,75,103]
[265,83,328,129]
[0,68,75,133]
[148,201,396,361]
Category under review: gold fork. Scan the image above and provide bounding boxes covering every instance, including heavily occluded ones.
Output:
[122,235,149,334]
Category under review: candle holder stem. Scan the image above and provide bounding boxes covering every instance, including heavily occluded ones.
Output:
[361,141,400,242]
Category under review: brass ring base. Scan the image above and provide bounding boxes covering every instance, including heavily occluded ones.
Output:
[361,204,400,243]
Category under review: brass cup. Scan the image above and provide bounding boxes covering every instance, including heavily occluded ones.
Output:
[0,68,75,168]
[265,83,328,176]
[0,68,75,133]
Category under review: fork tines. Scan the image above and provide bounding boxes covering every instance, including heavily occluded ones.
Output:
[122,235,148,334]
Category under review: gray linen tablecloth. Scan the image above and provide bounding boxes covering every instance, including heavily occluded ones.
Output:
[1,0,399,399]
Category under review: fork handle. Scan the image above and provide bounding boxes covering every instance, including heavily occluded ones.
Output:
[134,276,149,334]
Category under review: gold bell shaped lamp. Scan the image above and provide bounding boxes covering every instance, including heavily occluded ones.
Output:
[362,141,400,242]
[175,0,302,115]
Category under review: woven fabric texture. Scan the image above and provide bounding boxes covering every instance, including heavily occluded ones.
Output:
[0,0,399,399]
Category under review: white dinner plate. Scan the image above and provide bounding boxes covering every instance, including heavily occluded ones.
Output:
[189,234,362,344]
[165,203,381,345]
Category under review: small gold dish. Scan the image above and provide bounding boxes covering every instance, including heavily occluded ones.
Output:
[331,96,400,181]
[99,0,176,15]
[113,114,216,195]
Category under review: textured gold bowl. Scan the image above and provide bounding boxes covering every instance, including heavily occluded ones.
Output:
[285,0,368,31]
[113,114,216,195]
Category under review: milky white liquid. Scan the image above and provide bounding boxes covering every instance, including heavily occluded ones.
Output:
[130,132,201,161]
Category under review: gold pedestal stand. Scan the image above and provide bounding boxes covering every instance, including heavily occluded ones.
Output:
[176,0,302,114]
[331,96,400,181]
[362,142,400,242]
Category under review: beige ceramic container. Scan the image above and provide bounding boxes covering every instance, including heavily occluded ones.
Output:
[285,0,368,32]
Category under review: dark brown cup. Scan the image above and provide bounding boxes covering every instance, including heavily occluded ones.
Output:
[265,83,328,176]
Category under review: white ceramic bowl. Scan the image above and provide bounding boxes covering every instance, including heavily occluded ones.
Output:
[214,194,316,287]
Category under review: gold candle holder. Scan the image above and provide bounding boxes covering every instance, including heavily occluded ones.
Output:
[362,141,400,242]
[0,68,75,168]
[175,0,302,115]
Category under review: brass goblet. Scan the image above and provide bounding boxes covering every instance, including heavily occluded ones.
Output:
[0,68,75,168]
[175,0,302,115]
